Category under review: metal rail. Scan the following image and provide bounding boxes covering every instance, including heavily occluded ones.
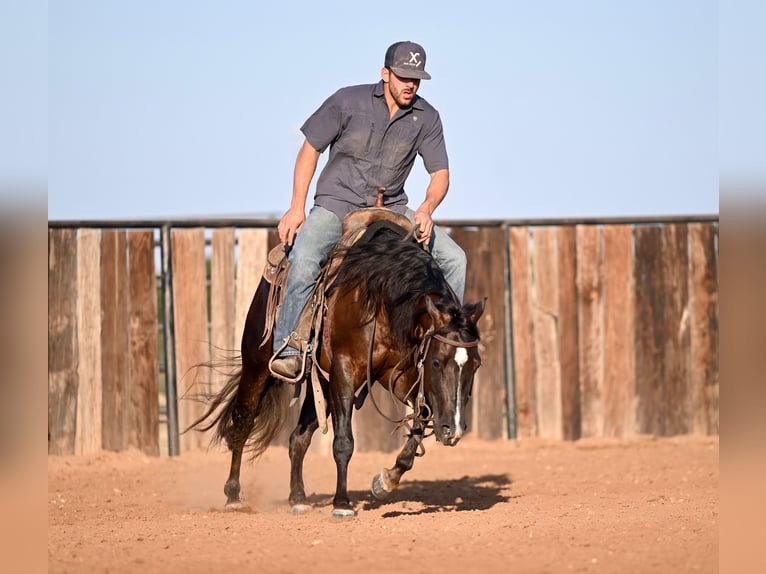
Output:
[48,213,718,230]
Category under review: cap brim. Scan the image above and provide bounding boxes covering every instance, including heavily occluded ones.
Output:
[389,66,432,80]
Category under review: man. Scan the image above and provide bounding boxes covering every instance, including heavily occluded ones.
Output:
[271,40,467,378]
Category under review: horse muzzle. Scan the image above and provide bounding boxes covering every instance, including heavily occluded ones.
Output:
[437,424,463,447]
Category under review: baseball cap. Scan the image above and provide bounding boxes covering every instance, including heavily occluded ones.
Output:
[384,41,432,80]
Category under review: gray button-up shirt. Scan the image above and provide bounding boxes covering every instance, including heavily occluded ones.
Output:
[301,81,449,219]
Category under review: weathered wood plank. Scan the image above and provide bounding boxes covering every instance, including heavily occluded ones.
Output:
[234,229,268,352]
[128,231,160,455]
[48,229,79,455]
[509,226,537,438]
[100,230,129,451]
[576,225,604,438]
[634,226,663,435]
[171,228,209,451]
[557,226,581,440]
[689,223,719,434]
[635,224,691,435]
[477,226,508,439]
[531,227,562,439]
[661,223,691,435]
[75,229,102,454]
[603,225,636,437]
[451,226,507,439]
[210,228,236,395]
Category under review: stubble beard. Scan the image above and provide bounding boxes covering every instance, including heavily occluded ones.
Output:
[388,82,416,109]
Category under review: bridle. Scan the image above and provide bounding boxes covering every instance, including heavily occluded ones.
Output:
[363,316,480,446]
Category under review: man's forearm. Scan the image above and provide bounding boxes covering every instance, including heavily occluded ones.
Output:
[417,169,450,215]
[291,140,321,211]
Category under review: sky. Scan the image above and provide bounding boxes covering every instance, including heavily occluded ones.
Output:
[6,1,764,222]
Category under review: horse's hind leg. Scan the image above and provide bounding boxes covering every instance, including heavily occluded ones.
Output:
[288,392,320,513]
[222,370,269,509]
[222,409,253,508]
[371,422,424,500]
[224,447,246,508]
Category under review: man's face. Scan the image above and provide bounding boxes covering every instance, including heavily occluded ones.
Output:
[383,68,421,108]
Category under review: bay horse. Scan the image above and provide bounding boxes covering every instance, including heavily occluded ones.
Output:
[189,217,485,517]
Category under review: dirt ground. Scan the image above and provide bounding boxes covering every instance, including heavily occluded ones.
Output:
[48,435,718,573]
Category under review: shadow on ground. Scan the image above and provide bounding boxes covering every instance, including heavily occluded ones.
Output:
[304,473,514,517]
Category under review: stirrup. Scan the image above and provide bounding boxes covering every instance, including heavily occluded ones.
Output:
[268,337,309,384]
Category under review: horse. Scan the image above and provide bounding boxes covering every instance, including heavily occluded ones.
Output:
[188,218,485,518]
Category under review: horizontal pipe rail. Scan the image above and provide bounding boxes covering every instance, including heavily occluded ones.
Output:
[48,213,719,229]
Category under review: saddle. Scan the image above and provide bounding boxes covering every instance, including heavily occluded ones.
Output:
[261,208,414,382]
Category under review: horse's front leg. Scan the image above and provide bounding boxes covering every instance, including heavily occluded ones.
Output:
[288,388,320,514]
[329,362,357,518]
[371,420,424,500]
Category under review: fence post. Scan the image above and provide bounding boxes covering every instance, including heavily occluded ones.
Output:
[503,222,517,439]
[161,224,180,456]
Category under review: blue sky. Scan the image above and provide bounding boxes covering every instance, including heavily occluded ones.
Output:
[8,1,762,221]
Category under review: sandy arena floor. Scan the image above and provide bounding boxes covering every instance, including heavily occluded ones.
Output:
[48,435,718,573]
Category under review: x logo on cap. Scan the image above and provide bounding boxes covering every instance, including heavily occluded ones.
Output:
[408,52,422,66]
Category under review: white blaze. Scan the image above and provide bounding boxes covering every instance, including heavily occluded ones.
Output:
[454,347,468,368]
[453,348,468,437]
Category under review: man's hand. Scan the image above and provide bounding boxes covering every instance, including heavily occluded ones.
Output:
[413,208,434,244]
[278,207,306,246]
[414,169,448,244]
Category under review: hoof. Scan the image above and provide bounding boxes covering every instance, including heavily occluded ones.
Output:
[291,504,312,515]
[224,501,247,511]
[331,507,357,518]
[371,470,395,500]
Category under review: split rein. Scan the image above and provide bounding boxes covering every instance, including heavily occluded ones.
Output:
[364,316,480,441]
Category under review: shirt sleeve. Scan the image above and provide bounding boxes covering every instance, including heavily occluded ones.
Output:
[418,112,449,174]
[300,91,343,153]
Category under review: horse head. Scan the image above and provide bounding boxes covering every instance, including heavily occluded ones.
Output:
[417,296,485,447]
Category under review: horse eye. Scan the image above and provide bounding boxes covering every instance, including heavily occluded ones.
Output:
[431,358,441,368]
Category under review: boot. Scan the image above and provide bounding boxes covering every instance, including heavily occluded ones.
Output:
[270,355,303,379]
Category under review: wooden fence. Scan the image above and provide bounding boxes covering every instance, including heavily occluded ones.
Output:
[49,228,160,455]
[48,217,718,456]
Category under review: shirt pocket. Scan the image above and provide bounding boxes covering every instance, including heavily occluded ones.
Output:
[336,113,376,158]
[381,120,421,170]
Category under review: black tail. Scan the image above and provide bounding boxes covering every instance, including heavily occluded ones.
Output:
[185,367,288,459]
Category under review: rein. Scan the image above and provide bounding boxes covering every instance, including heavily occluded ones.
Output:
[363,315,479,439]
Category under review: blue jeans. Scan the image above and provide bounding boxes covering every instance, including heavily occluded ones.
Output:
[273,206,467,356]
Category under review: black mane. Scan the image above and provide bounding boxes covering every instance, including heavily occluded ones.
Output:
[326,227,471,352]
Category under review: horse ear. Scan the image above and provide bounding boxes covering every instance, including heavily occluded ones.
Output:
[464,297,487,323]
[425,296,451,329]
